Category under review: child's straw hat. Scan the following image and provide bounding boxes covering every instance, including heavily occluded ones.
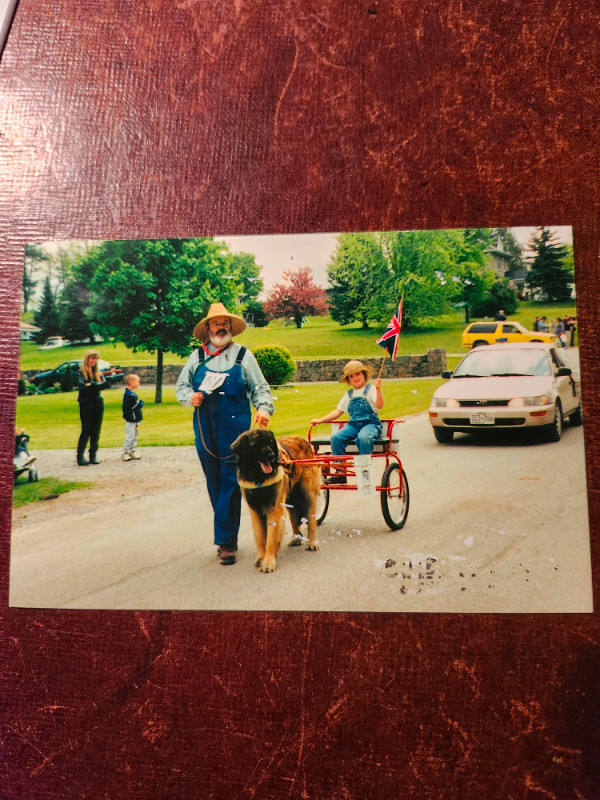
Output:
[339,359,375,383]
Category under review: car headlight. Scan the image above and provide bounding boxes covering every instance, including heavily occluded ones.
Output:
[508,395,551,407]
[434,397,460,408]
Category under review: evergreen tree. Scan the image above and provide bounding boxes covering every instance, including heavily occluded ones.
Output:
[525,227,572,301]
[22,244,48,313]
[59,280,96,343]
[33,277,61,342]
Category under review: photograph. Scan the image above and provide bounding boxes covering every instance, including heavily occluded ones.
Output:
[10,226,592,613]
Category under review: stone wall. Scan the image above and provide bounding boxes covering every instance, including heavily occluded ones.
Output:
[293,349,446,382]
[23,350,446,385]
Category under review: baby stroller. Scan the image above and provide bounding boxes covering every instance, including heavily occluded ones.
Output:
[14,432,39,485]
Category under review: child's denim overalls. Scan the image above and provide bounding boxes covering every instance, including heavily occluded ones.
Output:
[193,346,250,548]
[331,384,382,455]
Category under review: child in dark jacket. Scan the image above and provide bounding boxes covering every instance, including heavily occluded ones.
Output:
[122,374,144,461]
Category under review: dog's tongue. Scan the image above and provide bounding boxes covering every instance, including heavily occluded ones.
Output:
[260,461,274,474]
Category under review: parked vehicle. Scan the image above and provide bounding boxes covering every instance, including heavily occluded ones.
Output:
[37,336,71,350]
[31,359,124,390]
[428,343,582,443]
[461,321,556,349]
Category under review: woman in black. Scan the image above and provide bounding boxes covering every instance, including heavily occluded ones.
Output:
[76,350,107,465]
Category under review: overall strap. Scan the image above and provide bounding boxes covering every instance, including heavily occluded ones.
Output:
[235,346,247,365]
[363,384,371,395]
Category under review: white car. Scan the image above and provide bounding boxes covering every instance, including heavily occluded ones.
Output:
[37,336,71,350]
[429,343,582,443]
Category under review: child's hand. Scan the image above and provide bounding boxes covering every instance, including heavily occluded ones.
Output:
[311,418,322,425]
[375,378,382,389]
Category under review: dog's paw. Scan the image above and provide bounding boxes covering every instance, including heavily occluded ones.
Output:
[289,535,303,547]
[260,556,277,573]
[306,542,320,551]
[254,557,263,568]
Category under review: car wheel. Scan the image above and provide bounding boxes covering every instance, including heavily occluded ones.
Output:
[569,402,583,427]
[472,340,488,347]
[433,427,454,443]
[546,402,563,442]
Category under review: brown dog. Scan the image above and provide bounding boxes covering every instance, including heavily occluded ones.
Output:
[230,429,321,572]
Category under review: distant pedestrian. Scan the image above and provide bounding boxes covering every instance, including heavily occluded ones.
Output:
[122,374,144,461]
[532,316,540,331]
[76,350,107,466]
[554,318,567,347]
[563,315,576,346]
[538,316,549,332]
[494,310,506,321]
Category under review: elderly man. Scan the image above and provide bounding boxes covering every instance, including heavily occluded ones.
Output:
[176,303,275,565]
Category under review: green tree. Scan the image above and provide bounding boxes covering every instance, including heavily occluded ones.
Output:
[326,229,493,330]
[378,229,479,328]
[244,298,267,327]
[472,278,518,317]
[59,280,97,343]
[525,227,573,301]
[264,267,328,328]
[327,233,389,329]
[442,229,495,324]
[22,244,48,314]
[33,277,61,342]
[86,238,239,403]
[227,252,263,305]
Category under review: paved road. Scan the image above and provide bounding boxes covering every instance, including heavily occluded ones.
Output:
[10,413,592,613]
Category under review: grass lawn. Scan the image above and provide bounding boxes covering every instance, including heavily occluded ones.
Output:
[12,477,92,507]
[20,301,577,373]
[15,378,446,449]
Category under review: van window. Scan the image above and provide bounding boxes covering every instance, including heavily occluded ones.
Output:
[467,323,496,333]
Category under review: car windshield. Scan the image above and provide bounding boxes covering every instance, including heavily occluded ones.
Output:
[453,349,552,378]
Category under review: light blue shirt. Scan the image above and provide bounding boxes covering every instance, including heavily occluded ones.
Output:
[176,342,275,416]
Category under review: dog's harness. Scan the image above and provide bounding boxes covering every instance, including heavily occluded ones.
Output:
[237,465,286,490]
[277,442,295,474]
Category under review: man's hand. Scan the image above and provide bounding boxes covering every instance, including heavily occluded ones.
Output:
[191,392,204,407]
[254,410,270,428]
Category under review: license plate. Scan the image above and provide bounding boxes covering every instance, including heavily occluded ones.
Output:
[470,412,494,425]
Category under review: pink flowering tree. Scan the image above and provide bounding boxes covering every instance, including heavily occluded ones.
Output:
[264,267,328,328]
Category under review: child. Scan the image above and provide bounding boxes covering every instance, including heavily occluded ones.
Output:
[311,360,383,484]
[122,374,144,461]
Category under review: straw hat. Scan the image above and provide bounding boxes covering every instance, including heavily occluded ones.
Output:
[339,359,375,383]
[193,302,246,342]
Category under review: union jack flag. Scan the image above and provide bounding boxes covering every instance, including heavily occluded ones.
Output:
[376,297,403,361]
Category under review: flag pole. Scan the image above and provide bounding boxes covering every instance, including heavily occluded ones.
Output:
[377,352,387,378]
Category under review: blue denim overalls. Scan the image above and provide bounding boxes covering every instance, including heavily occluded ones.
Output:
[331,384,382,455]
[193,346,250,548]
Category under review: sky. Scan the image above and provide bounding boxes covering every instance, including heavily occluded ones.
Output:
[33,226,574,303]
[219,226,573,294]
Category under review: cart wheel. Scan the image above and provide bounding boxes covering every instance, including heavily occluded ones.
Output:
[380,463,409,530]
[28,469,39,483]
[316,487,330,526]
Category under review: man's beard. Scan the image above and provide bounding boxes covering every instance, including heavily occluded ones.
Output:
[209,330,232,348]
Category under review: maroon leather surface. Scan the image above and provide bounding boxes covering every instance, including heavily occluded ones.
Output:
[1,1,598,797]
